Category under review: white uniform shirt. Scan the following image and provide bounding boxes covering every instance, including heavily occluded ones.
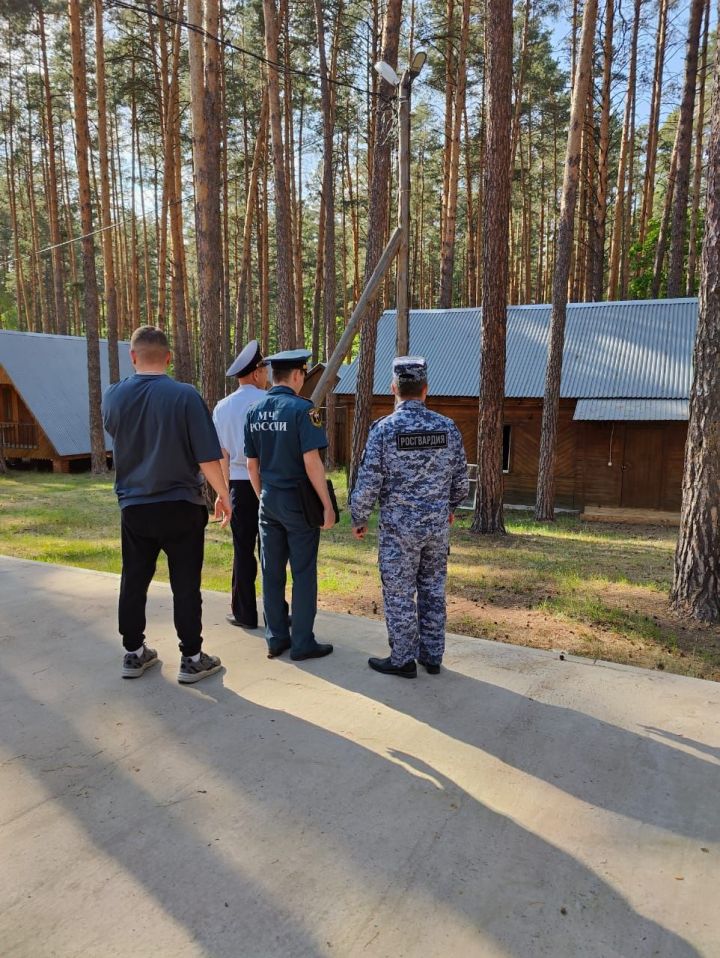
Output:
[212,384,266,480]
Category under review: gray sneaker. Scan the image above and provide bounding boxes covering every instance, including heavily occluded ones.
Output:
[178,651,222,684]
[122,644,159,679]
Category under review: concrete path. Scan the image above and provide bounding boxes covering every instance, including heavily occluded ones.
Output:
[0,555,718,958]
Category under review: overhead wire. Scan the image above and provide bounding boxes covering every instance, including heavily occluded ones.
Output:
[106,0,391,103]
[36,0,400,256]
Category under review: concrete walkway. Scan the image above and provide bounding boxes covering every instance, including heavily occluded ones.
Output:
[0,555,718,958]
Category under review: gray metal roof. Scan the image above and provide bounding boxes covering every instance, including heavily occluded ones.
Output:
[335,298,698,401]
[573,398,689,421]
[0,330,134,456]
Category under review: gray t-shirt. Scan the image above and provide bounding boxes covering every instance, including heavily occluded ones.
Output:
[102,374,221,508]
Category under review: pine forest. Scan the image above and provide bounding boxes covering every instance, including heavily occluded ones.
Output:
[0,0,715,388]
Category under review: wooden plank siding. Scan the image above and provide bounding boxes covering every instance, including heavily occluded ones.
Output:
[335,393,688,512]
[0,366,58,461]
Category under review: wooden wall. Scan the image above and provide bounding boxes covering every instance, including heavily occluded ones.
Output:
[335,393,688,511]
[0,366,58,462]
[577,420,686,511]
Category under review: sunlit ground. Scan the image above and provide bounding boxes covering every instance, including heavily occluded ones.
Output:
[1,469,717,679]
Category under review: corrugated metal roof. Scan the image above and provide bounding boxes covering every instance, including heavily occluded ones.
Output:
[574,398,689,421]
[334,298,698,401]
[0,330,134,456]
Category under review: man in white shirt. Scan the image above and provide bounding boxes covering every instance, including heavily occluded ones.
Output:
[213,340,269,628]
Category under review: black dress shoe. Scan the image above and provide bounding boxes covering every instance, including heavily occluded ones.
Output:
[368,655,417,678]
[267,640,291,659]
[226,614,259,629]
[290,643,334,661]
[418,659,441,675]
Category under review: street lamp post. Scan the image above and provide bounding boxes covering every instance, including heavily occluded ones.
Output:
[309,52,426,410]
[374,52,426,357]
[396,67,411,355]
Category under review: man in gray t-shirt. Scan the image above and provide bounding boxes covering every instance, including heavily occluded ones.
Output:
[102,326,231,685]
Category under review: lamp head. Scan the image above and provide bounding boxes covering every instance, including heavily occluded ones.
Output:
[374,60,400,87]
[409,50,427,77]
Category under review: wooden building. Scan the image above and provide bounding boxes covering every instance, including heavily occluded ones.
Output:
[334,299,696,513]
[0,331,133,471]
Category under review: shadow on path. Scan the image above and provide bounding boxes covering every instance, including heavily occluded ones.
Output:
[0,636,704,958]
[316,641,720,845]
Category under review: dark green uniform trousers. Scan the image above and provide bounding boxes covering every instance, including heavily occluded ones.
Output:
[259,486,320,656]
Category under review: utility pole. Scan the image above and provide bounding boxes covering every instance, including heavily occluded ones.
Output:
[376,52,426,356]
[310,53,425,409]
[396,69,411,355]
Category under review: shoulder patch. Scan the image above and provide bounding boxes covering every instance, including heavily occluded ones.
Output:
[309,409,323,427]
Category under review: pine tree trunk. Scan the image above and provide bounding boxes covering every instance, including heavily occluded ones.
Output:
[38,5,68,336]
[471,0,513,535]
[24,78,47,333]
[235,90,268,347]
[591,0,613,300]
[667,0,705,296]
[188,0,224,409]
[670,31,720,622]
[95,0,119,383]
[639,0,668,245]
[59,123,81,334]
[167,10,192,382]
[438,0,470,308]
[262,0,296,348]
[535,0,598,521]
[463,103,476,306]
[349,0,402,487]
[607,0,640,300]
[440,0,456,258]
[312,195,326,365]
[68,0,107,474]
[314,0,338,466]
[651,140,678,296]
[686,0,711,295]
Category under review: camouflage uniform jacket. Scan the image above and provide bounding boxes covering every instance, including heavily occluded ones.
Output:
[350,400,469,532]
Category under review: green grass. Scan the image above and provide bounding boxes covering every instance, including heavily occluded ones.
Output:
[1,469,718,680]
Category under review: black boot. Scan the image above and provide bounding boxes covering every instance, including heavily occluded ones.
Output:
[368,655,417,678]
[418,659,441,675]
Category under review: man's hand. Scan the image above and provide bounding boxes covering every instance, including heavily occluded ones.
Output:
[321,504,336,531]
[352,524,368,540]
[214,492,232,528]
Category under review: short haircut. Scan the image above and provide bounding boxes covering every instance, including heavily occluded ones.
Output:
[130,325,170,359]
[396,379,426,399]
[271,367,297,384]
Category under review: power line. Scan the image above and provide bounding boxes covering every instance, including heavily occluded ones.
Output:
[36,221,121,256]
[107,0,389,102]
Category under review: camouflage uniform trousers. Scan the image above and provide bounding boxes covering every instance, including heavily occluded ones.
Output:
[378,522,450,667]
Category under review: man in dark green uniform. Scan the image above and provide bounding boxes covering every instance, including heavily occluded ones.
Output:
[244,349,335,661]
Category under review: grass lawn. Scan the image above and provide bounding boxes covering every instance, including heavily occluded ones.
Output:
[1,470,718,681]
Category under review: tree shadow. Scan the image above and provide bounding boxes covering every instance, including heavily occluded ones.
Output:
[317,639,720,845]
[0,658,704,958]
[642,726,720,762]
[0,557,707,957]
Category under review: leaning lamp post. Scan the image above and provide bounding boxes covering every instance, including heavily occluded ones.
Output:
[374,51,426,356]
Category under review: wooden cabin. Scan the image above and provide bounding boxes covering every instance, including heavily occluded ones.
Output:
[0,331,133,472]
[334,299,696,514]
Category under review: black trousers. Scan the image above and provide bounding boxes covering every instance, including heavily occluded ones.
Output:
[119,500,208,656]
[229,479,260,627]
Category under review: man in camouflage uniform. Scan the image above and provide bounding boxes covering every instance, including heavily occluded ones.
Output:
[350,356,469,677]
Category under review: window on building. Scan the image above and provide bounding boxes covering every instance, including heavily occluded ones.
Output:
[0,386,13,422]
[459,427,510,510]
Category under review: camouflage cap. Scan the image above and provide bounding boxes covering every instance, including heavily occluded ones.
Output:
[392,355,428,384]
